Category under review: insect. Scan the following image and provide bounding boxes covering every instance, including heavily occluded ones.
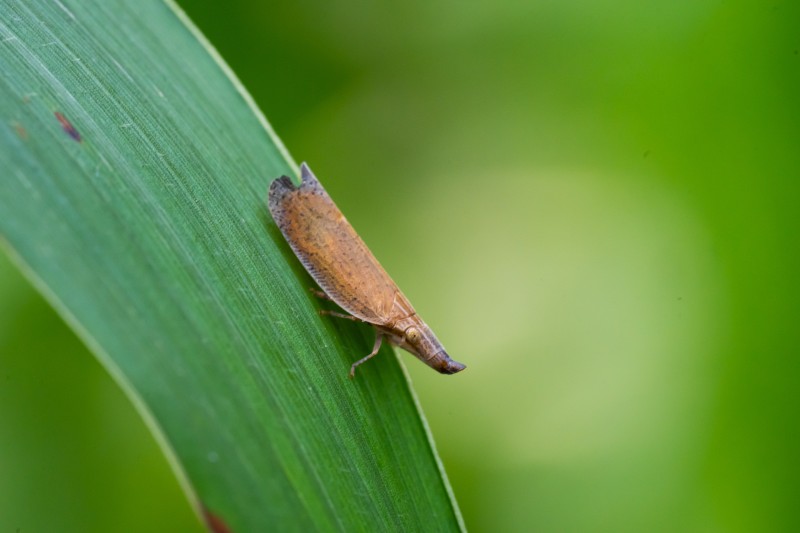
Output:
[268,163,466,378]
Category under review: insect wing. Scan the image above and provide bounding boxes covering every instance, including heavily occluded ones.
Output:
[268,164,401,325]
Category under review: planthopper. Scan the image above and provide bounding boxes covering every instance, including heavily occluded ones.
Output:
[268,163,466,378]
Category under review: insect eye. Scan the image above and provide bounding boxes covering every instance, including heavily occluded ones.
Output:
[406,327,421,343]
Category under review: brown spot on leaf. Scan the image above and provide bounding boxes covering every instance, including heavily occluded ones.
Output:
[12,121,27,140]
[202,506,232,533]
[54,111,81,142]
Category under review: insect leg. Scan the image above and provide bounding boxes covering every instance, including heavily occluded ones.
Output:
[320,310,364,322]
[349,332,384,379]
[311,289,364,322]
[309,287,334,301]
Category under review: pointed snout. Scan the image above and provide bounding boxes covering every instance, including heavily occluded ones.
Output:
[438,357,467,375]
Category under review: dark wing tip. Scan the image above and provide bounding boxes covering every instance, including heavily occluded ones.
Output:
[269,163,326,214]
[268,175,296,210]
[300,162,321,186]
[300,162,312,182]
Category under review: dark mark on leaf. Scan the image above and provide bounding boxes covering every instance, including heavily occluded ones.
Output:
[54,111,81,142]
[202,506,232,533]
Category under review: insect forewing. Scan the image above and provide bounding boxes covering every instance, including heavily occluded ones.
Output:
[268,164,402,325]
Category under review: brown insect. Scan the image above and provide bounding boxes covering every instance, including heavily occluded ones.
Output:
[268,163,466,378]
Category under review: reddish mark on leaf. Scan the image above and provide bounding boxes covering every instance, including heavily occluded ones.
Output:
[202,506,233,533]
[54,111,81,142]
[12,121,27,140]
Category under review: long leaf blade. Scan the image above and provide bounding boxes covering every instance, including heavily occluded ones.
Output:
[0,1,463,530]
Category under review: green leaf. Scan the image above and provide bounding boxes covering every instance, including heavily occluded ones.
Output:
[0,1,463,530]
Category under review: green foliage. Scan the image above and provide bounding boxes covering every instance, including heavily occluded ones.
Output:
[180,1,800,531]
[0,1,462,531]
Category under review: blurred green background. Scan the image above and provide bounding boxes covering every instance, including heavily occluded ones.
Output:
[2,0,799,531]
